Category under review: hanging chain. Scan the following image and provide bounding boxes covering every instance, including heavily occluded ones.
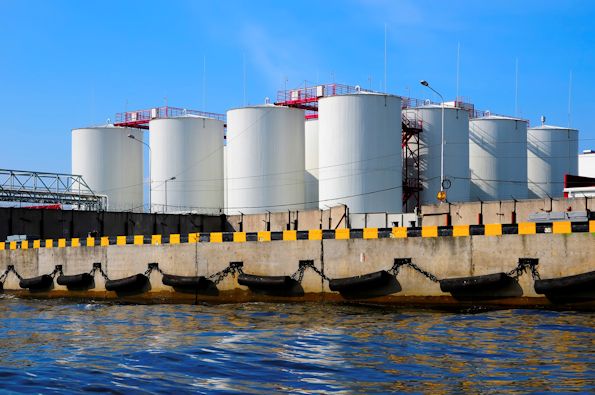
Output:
[49,265,63,278]
[89,263,110,281]
[291,260,330,282]
[144,262,163,277]
[1,265,23,282]
[507,258,540,280]
[389,258,439,283]
[0,267,10,284]
[209,262,244,285]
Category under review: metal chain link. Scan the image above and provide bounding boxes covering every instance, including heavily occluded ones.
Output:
[507,258,540,280]
[49,266,63,279]
[291,260,331,282]
[389,258,439,283]
[89,263,110,281]
[208,262,244,285]
[144,263,163,277]
[2,265,23,281]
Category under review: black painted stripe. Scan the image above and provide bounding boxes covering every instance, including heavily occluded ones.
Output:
[199,233,210,242]
[502,224,518,235]
[322,230,335,239]
[271,232,283,241]
[536,223,553,234]
[350,229,363,239]
[180,234,189,243]
[438,226,453,237]
[297,230,309,240]
[378,228,392,238]
[571,222,589,233]
[407,227,422,237]
[246,232,258,242]
[221,232,233,242]
[469,225,485,236]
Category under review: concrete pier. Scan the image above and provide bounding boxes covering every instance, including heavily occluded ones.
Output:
[0,222,593,309]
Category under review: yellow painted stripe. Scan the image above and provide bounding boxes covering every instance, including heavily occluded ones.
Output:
[71,238,79,248]
[21,240,28,250]
[309,229,322,240]
[392,227,407,238]
[33,240,41,249]
[100,237,109,247]
[422,226,438,238]
[58,238,66,248]
[518,222,536,235]
[283,230,297,241]
[170,234,181,244]
[590,220,595,233]
[335,229,350,240]
[45,239,53,249]
[552,221,571,234]
[134,235,144,245]
[210,232,222,243]
[116,236,126,246]
[86,237,95,247]
[485,224,502,236]
[152,235,162,245]
[258,231,271,242]
[188,233,199,243]
[0,242,4,251]
[233,232,246,242]
[9,241,17,250]
[363,228,378,239]
[453,225,470,237]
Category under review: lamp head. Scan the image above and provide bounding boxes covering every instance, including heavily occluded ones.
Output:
[420,80,429,87]
[127,134,134,139]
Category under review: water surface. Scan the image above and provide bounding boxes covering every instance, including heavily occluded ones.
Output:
[0,296,593,394]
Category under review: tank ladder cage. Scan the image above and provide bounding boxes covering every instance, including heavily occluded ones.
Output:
[0,169,107,211]
[114,106,226,129]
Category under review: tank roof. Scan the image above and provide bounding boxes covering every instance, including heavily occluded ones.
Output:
[471,115,528,122]
[529,124,578,131]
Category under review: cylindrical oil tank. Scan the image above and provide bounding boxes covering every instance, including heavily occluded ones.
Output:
[225,105,305,214]
[71,126,143,211]
[318,93,402,213]
[149,116,224,214]
[527,125,578,198]
[304,119,319,209]
[469,116,528,201]
[405,105,470,204]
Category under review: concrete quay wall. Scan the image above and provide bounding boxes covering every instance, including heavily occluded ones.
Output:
[0,223,593,307]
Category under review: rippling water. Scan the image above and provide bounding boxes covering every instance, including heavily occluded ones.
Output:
[0,296,593,394]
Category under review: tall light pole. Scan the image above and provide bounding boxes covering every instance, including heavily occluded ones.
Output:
[420,80,446,201]
[128,134,152,212]
[164,176,176,213]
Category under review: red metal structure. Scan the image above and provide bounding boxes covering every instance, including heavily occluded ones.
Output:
[275,83,373,119]
[114,106,225,129]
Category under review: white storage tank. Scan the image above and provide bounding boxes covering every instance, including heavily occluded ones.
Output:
[304,119,319,209]
[71,126,143,211]
[225,105,305,214]
[149,116,224,214]
[318,93,402,213]
[469,116,528,201]
[527,125,579,198]
[405,105,470,204]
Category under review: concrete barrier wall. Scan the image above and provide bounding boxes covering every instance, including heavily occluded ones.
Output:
[421,197,594,226]
[1,221,593,307]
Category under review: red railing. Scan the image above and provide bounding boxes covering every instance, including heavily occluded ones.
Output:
[114,106,225,129]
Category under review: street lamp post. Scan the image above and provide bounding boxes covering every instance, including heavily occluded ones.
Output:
[128,134,152,212]
[164,176,176,213]
[420,80,446,201]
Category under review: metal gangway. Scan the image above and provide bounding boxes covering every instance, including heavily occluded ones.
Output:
[0,169,107,211]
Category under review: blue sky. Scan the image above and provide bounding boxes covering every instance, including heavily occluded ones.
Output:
[0,0,593,173]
